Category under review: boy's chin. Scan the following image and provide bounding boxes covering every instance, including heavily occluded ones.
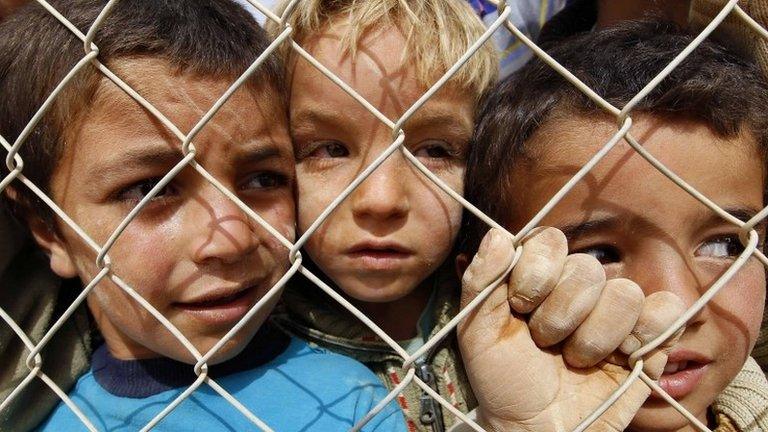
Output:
[165,335,252,366]
[337,275,426,304]
[176,295,278,365]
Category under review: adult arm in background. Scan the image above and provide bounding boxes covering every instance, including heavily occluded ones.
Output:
[0,208,92,431]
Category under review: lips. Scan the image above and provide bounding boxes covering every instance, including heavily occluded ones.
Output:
[177,287,252,308]
[345,240,415,270]
[653,349,711,399]
[173,284,261,326]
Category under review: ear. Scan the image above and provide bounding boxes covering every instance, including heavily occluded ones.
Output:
[28,217,78,279]
[455,253,470,281]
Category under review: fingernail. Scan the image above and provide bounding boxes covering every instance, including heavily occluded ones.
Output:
[478,229,498,257]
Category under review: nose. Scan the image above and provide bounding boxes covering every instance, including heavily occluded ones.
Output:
[188,187,259,265]
[627,245,708,326]
[350,153,410,227]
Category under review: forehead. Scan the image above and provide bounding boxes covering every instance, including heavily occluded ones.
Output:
[97,59,282,135]
[289,18,473,123]
[63,58,289,161]
[512,115,765,225]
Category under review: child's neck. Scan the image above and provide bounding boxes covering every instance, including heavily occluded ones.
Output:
[353,281,433,341]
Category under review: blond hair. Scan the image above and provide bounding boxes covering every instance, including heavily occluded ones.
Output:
[267,0,499,99]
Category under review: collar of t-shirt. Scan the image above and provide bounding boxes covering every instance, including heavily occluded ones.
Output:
[397,287,438,356]
[92,323,291,398]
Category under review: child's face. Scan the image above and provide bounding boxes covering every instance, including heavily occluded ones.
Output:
[508,115,766,430]
[289,20,474,304]
[38,59,295,363]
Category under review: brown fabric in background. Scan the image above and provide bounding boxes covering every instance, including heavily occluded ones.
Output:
[690,0,768,76]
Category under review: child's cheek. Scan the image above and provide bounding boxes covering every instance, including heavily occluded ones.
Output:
[110,222,179,295]
[718,260,765,351]
[296,179,332,231]
[264,202,296,244]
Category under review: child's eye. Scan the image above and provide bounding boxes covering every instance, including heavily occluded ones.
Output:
[573,245,621,265]
[413,140,453,159]
[696,235,745,259]
[301,141,349,159]
[117,178,176,203]
[240,171,289,190]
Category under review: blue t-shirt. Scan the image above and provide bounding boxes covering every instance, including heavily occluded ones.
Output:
[40,337,406,431]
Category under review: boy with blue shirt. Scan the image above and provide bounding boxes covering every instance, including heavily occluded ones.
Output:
[0,0,405,430]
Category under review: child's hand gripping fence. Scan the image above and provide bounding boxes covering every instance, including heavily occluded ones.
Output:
[0,0,766,431]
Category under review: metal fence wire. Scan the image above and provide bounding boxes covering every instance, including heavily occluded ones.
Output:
[1,0,767,431]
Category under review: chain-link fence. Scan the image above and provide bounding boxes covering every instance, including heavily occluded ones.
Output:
[1,0,767,431]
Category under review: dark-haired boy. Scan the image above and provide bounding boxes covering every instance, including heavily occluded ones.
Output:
[0,1,405,430]
[460,19,768,431]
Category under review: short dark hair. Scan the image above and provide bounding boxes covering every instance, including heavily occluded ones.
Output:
[0,0,284,225]
[462,20,768,255]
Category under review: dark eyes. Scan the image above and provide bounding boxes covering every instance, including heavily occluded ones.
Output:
[239,172,290,190]
[413,141,454,159]
[117,178,175,203]
[575,245,621,265]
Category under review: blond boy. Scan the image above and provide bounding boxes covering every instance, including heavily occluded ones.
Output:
[266,1,497,429]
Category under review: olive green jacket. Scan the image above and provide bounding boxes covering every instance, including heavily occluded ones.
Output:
[0,211,92,432]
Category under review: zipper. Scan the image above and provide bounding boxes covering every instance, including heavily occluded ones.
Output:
[414,357,445,432]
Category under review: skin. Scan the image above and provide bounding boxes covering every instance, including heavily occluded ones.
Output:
[505,115,766,431]
[290,19,474,339]
[32,59,295,364]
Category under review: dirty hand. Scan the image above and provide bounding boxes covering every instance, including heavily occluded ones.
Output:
[458,227,685,432]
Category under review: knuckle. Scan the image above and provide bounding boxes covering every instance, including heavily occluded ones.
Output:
[646,290,686,314]
[563,253,607,285]
[607,278,644,303]
[524,226,568,252]
[512,263,557,297]
[532,314,571,341]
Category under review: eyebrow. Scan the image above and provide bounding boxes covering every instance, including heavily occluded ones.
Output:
[292,108,348,130]
[404,110,473,136]
[93,146,183,180]
[561,207,766,243]
[722,207,760,224]
[232,143,290,166]
[560,216,621,242]
[707,206,765,231]
[94,141,290,180]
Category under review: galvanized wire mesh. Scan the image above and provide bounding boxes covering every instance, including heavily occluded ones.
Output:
[1,0,767,431]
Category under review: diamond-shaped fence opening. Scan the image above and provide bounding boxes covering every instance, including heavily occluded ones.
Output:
[0,0,766,431]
